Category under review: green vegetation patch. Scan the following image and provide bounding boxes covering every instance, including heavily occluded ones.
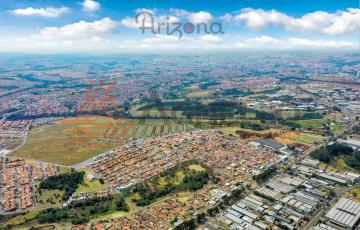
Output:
[0,210,40,229]
[36,188,64,209]
[311,143,353,164]
[331,123,343,132]
[287,113,323,120]
[345,151,360,171]
[296,134,321,144]
[311,143,360,171]
[40,171,85,200]
[12,116,118,165]
[294,119,325,129]
[37,195,128,225]
[129,160,216,206]
[138,100,276,120]
[74,170,108,195]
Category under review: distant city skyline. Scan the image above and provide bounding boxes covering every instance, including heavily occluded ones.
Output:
[0,0,359,53]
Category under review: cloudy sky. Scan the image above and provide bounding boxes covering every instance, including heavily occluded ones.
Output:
[0,0,359,53]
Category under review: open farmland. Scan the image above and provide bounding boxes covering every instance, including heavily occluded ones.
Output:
[12,116,195,166]
[217,127,322,146]
[274,131,322,145]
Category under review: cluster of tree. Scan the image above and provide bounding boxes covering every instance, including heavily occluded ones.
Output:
[311,144,353,164]
[37,195,128,225]
[38,208,68,224]
[131,161,213,206]
[235,129,278,139]
[255,167,277,183]
[352,125,360,135]
[39,171,85,200]
[238,123,266,131]
[199,81,220,89]
[278,120,301,131]
[345,151,360,170]
[221,89,254,96]
[257,88,281,95]
[133,171,210,206]
[207,187,244,217]
[138,100,278,120]
[173,214,207,230]
[288,113,323,120]
[7,112,73,120]
[274,95,293,102]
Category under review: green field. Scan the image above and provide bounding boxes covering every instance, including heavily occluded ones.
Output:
[331,123,343,132]
[0,210,40,229]
[74,169,108,195]
[294,119,325,130]
[35,187,64,210]
[131,160,211,206]
[296,134,322,144]
[12,116,118,165]
[12,116,195,166]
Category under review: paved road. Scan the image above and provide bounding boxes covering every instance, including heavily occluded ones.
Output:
[5,124,31,156]
[71,147,120,170]
[302,120,359,157]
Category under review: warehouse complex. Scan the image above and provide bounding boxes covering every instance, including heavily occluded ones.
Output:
[325,198,360,229]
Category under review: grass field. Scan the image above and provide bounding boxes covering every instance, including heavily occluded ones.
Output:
[331,123,343,132]
[74,169,108,195]
[217,127,242,136]
[294,114,337,133]
[217,126,322,146]
[35,187,64,209]
[131,109,184,118]
[0,210,40,229]
[12,116,195,166]
[12,116,119,165]
[187,90,212,98]
[188,164,206,172]
[319,157,358,174]
[131,161,209,206]
[296,134,321,144]
[294,119,325,130]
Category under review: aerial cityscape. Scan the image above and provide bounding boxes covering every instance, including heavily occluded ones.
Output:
[0,0,359,230]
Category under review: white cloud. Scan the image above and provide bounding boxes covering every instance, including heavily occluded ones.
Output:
[170,8,189,17]
[34,18,118,39]
[7,17,121,53]
[245,36,285,46]
[188,11,213,24]
[234,8,360,35]
[200,34,222,43]
[234,42,246,48]
[242,36,355,49]
[122,8,213,32]
[287,38,354,48]
[0,34,355,53]
[121,17,139,28]
[135,8,155,15]
[139,34,226,50]
[143,34,191,43]
[220,13,233,23]
[82,0,100,12]
[171,9,213,24]
[10,6,69,18]
[122,8,179,29]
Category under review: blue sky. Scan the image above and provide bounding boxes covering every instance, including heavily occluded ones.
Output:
[0,0,358,53]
